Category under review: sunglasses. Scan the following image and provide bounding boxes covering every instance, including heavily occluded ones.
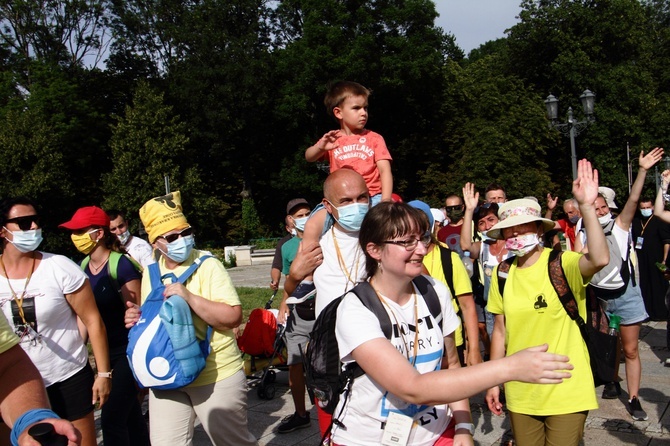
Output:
[474,202,498,214]
[5,215,40,231]
[159,227,193,243]
[445,205,464,211]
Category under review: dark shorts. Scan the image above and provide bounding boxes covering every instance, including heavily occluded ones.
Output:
[46,363,95,421]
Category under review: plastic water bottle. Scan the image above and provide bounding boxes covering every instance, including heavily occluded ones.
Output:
[462,251,474,278]
[28,423,67,446]
[607,314,621,336]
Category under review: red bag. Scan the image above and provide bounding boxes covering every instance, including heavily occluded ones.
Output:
[237,309,278,357]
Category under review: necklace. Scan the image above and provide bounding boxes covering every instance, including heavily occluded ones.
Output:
[370,278,419,366]
[0,254,36,325]
[488,240,506,262]
[89,253,110,273]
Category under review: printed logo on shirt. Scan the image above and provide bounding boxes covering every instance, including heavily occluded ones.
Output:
[332,144,375,161]
[533,295,548,311]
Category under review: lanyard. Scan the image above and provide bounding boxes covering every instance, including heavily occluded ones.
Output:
[640,216,653,235]
[371,279,419,366]
[332,227,361,293]
[0,254,36,326]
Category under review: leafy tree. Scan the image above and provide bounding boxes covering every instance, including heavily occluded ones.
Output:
[102,81,227,244]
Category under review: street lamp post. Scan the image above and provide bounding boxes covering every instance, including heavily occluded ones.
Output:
[544,89,596,180]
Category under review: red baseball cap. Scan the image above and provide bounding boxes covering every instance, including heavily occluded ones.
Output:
[59,206,110,230]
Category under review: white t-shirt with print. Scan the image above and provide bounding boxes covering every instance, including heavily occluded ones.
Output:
[314,226,367,316]
[125,235,155,268]
[332,276,460,446]
[0,252,88,386]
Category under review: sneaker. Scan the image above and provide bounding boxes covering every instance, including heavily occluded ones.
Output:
[602,382,621,399]
[286,281,316,305]
[628,396,648,421]
[277,412,311,433]
[665,357,670,367]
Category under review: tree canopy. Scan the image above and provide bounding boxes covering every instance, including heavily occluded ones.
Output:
[0,0,668,250]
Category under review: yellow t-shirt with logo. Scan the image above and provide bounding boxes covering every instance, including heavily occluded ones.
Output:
[141,250,243,387]
[487,248,598,415]
[423,244,472,347]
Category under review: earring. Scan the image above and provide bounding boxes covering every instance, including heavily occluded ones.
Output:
[378,261,383,273]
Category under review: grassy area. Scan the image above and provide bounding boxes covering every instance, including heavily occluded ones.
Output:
[237,287,280,322]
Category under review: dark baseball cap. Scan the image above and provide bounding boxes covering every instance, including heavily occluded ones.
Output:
[286,198,310,215]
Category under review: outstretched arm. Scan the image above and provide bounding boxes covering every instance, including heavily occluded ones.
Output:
[618,148,664,229]
[305,130,340,162]
[352,337,572,407]
[573,159,609,276]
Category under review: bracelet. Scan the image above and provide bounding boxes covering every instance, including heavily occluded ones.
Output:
[454,422,474,435]
[10,408,60,446]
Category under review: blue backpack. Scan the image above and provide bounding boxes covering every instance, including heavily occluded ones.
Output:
[126,255,213,390]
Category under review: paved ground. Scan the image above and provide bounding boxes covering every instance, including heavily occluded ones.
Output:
[99,264,670,445]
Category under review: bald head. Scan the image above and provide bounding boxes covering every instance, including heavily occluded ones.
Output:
[323,169,368,205]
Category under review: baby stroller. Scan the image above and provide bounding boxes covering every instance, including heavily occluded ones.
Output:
[237,291,287,399]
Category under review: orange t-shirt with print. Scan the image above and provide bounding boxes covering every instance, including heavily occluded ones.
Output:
[322,129,392,196]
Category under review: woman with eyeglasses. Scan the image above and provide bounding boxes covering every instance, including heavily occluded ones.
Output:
[60,206,149,446]
[328,201,573,446]
[0,197,110,446]
[124,192,257,446]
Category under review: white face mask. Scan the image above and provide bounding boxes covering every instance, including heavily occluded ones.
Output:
[117,230,131,245]
[505,233,540,257]
[4,228,43,253]
[640,209,652,218]
[598,213,613,226]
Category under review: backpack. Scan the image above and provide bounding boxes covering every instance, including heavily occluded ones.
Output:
[584,220,632,299]
[437,244,455,299]
[496,249,618,385]
[302,275,442,422]
[126,255,213,390]
[81,251,143,297]
[237,308,278,357]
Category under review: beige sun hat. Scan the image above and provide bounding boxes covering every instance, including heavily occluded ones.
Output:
[486,198,555,240]
[598,186,618,209]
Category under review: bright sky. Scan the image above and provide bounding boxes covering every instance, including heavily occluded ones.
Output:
[434,1,523,54]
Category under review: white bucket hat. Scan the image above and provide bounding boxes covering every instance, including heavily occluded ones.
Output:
[487,198,555,240]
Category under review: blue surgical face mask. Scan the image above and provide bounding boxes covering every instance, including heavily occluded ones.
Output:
[162,235,195,263]
[4,228,43,253]
[330,202,369,232]
[117,230,131,245]
[640,209,652,218]
[292,216,309,232]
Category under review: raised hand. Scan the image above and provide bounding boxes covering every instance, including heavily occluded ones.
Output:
[315,130,341,152]
[572,159,599,206]
[462,182,480,211]
[546,193,559,211]
[639,147,664,171]
[661,169,670,190]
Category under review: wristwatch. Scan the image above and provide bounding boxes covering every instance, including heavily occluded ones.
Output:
[454,422,475,436]
[97,370,113,379]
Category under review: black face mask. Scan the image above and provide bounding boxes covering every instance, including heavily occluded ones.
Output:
[446,208,464,221]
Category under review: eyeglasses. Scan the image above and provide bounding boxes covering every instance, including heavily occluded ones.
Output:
[5,215,40,231]
[159,227,193,243]
[382,234,432,251]
[445,205,464,211]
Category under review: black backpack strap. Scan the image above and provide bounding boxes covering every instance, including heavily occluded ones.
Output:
[547,249,589,342]
[496,256,515,298]
[412,275,442,330]
[350,281,393,339]
[438,245,456,300]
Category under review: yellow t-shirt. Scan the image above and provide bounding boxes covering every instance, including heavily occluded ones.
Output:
[141,250,243,386]
[487,248,598,415]
[423,244,472,347]
[0,313,19,354]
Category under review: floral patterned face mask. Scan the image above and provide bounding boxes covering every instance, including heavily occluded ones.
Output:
[505,233,540,257]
